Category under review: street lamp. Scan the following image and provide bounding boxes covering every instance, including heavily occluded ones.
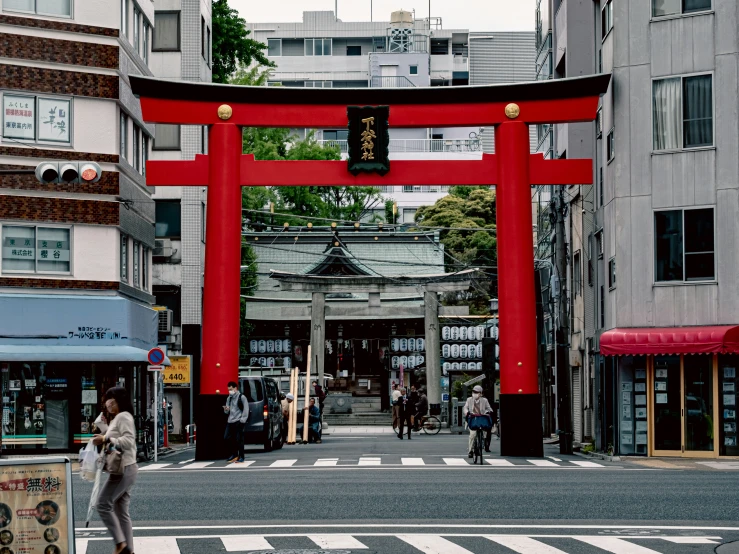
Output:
[490,298,499,314]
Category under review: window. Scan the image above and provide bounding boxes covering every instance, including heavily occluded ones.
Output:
[305,38,332,56]
[142,20,150,63]
[155,200,182,238]
[596,231,604,259]
[153,11,180,51]
[133,6,140,52]
[2,93,72,145]
[601,0,613,39]
[154,124,180,150]
[133,241,140,287]
[120,234,128,281]
[655,208,714,282]
[609,257,616,288]
[154,287,181,326]
[573,251,581,296]
[346,45,362,56]
[4,0,71,16]
[653,74,713,150]
[607,128,614,161]
[268,39,281,57]
[142,247,148,290]
[120,112,128,160]
[409,65,418,75]
[201,16,205,59]
[323,130,348,141]
[121,0,127,35]
[653,0,711,17]
[596,108,602,138]
[206,26,211,67]
[403,208,417,223]
[132,125,140,172]
[201,126,207,154]
[142,134,149,176]
[1,225,71,273]
[305,81,332,88]
[599,286,605,328]
[599,167,604,206]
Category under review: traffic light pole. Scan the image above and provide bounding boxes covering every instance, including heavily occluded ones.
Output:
[555,191,573,455]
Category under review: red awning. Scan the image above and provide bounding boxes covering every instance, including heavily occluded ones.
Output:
[600,326,739,356]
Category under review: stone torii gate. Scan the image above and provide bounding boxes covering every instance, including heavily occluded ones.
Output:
[131,73,610,459]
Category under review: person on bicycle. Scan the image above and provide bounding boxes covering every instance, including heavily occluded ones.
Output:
[463,385,493,458]
[414,388,428,431]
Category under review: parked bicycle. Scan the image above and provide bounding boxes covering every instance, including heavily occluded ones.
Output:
[412,415,441,435]
[136,415,155,462]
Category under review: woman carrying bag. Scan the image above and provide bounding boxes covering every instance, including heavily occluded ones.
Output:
[92,387,138,554]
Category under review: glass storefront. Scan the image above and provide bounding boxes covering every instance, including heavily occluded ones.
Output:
[719,355,739,456]
[618,356,648,455]
[653,355,681,453]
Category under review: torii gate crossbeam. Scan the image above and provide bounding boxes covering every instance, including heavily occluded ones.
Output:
[131,74,610,459]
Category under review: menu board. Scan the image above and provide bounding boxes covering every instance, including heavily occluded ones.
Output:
[0,458,75,554]
[620,366,648,454]
[721,365,738,455]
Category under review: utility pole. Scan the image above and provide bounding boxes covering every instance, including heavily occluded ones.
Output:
[555,190,573,454]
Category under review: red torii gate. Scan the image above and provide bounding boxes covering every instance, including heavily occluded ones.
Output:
[131,74,610,458]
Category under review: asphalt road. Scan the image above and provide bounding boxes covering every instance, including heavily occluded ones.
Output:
[72,432,739,553]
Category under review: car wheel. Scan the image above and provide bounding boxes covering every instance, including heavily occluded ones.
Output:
[263,429,273,452]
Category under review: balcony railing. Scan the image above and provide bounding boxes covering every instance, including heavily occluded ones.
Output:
[370,75,416,88]
[318,138,482,154]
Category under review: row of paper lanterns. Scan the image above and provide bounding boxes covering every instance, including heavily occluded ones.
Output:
[249,339,292,354]
[248,356,291,368]
[442,326,486,341]
[390,337,425,352]
[442,343,483,359]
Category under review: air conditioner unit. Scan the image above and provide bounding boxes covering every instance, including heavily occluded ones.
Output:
[153,239,174,258]
[158,309,173,333]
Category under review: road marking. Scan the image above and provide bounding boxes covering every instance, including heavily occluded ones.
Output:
[546,456,562,462]
[443,458,469,465]
[221,535,274,551]
[486,536,569,553]
[696,461,739,469]
[570,461,605,468]
[401,457,426,465]
[270,459,297,467]
[224,460,255,468]
[181,461,213,469]
[76,539,88,554]
[358,457,381,466]
[314,458,339,466]
[135,537,180,553]
[398,534,474,553]
[528,459,558,467]
[485,459,514,466]
[139,463,172,471]
[178,458,195,464]
[575,537,663,553]
[308,534,369,549]
[662,537,719,544]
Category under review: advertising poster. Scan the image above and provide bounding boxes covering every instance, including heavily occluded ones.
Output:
[37,98,71,144]
[164,356,191,387]
[0,458,74,554]
[3,94,35,140]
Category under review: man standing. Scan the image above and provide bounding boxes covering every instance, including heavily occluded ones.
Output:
[312,379,327,418]
[463,385,493,457]
[397,388,413,440]
[223,381,248,463]
[281,393,294,443]
[391,384,402,431]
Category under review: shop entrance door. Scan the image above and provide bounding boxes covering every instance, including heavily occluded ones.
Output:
[650,355,717,457]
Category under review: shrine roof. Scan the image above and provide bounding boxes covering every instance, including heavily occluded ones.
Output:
[130,73,611,106]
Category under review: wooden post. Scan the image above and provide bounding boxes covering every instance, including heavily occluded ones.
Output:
[303,346,312,444]
[289,368,297,444]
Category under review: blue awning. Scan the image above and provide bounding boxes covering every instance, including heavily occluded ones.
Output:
[0,345,171,365]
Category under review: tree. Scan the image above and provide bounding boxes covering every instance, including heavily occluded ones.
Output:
[415,187,497,314]
[211,0,274,84]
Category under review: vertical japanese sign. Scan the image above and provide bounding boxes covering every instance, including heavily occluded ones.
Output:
[3,94,35,140]
[37,97,71,144]
[0,457,75,554]
[347,106,390,175]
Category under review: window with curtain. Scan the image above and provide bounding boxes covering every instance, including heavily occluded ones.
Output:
[120,113,128,160]
[153,11,180,51]
[154,124,180,150]
[653,74,712,150]
[655,208,714,282]
[653,0,710,17]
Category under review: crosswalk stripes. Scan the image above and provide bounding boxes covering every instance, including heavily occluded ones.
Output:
[398,533,475,553]
[575,537,668,553]
[401,457,425,465]
[138,463,171,471]
[358,457,381,465]
[314,458,339,466]
[488,536,569,553]
[527,459,559,467]
[442,457,469,465]
[269,459,297,467]
[485,459,514,466]
[570,460,605,468]
[221,535,273,552]
[180,461,213,469]
[308,534,369,549]
[224,460,255,468]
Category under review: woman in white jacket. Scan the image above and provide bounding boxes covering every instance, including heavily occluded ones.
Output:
[92,387,138,554]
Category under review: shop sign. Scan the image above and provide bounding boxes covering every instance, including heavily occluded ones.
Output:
[3,234,35,261]
[36,238,70,264]
[37,97,71,143]
[9,381,20,391]
[2,94,35,140]
[45,379,67,389]
[0,457,75,554]
[164,356,191,387]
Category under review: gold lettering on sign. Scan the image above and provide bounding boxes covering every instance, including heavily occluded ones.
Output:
[360,116,376,160]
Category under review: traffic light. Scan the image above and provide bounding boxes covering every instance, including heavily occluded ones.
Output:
[35,162,102,184]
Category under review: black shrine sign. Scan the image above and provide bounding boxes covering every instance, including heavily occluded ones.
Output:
[347,105,390,176]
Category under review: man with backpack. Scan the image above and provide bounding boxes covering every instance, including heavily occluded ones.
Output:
[223,381,249,463]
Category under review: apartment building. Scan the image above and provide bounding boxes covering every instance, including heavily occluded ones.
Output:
[247,11,535,222]
[538,0,739,458]
[0,0,158,452]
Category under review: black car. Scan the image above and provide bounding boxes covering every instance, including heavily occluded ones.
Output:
[239,376,283,452]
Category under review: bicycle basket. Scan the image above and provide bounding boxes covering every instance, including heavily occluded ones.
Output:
[468,414,493,430]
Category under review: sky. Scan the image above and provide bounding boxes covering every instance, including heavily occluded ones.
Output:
[232,0,537,33]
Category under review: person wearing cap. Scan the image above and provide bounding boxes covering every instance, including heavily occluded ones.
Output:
[281,393,294,442]
[463,385,493,457]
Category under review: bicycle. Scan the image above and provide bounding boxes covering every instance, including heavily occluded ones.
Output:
[468,414,493,465]
[411,415,441,435]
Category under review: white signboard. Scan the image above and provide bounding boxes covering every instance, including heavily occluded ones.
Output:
[3,94,35,140]
[2,233,35,261]
[37,97,71,143]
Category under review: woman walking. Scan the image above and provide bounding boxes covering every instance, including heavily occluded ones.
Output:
[92,387,138,554]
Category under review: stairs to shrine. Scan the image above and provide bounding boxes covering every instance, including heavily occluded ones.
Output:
[324,412,390,426]
[323,396,389,426]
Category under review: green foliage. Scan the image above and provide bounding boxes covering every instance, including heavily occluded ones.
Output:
[416,187,497,314]
[229,65,273,87]
[239,242,258,359]
[211,0,274,84]
[384,199,396,224]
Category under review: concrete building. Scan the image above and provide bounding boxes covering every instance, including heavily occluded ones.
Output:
[0,0,159,452]
[247,11,536,222]
[537,0,739,458]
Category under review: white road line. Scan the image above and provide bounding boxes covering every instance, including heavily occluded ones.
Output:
[696,461,739,469]
[314,458,339,466]
[270,459,297,467]
[401,458,426,466]
[181,461,213,469]
[575,537,663,553]
[485,459,514,466]
[398,534,475,553]
[178,458,195,464]
[135,537,181,554]
[308,534,369,549]
[139,463,172,471]
[224,460,256,468]
[662,537,719,544]
[547,456,562,462]
[570,461,605,468]
[443,458,469,466]
[221,535,274,551]
[486,536,569,553]
[527,459,559,467]
[75,539,88,554]
[358,457,381,466]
